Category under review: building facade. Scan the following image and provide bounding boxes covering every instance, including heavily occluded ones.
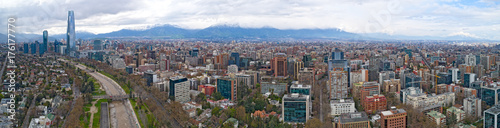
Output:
[282,93,310,123]
[169,76,190,103]
[380,107,407,128]
[329,70,349,99]
[217,77,237,101]
[363,94,387,114]
[330,98,356,116]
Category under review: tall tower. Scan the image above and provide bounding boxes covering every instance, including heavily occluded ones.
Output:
[42,30,48,55]
[271,53,287,77]
[66,10,76,55]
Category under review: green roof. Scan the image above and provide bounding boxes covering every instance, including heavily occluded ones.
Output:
[47,113,55,120]
[427,110,446,119]
[447,106,465,114]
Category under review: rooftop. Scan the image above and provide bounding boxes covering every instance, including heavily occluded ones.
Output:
[427,111,446,119]
[291,84,311,89]
[331,98,354,104]
[339,112,369,124]
[485,104,500,115]
[381,109,406,116]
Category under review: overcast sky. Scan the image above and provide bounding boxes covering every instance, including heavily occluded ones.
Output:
[1,0,500,40]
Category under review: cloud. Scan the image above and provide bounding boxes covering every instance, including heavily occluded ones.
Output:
[448,31,480,38]
[0,0,499,40]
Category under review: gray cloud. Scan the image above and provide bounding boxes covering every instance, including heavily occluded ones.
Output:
[1,0,500,40]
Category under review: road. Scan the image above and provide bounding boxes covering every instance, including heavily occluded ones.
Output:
[62,59,139,128]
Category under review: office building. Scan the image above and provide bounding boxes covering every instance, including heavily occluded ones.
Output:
[335,112,370,128]
[271,53,287,77]
[382,79,400,93]
[31,42,37,54]
[235,74,252,88]
[481,82,500,106]
[125,66,133,74]
[330,98,356,116]
[41,30,47,55]
[464,73,476,88]
[380,107,407,128]
[93,40,103,50]
[363,94,387,114]
[465,54,476,66]
[289,84,311,95]
[292,60,304,80]
[484,104,500,128]
[437,72,452,85]
[66,10,76,56]
[361,82,380,105]
[449,68,460,83]
[328,49,351,87]
[229,52,240,66]
[169,76,190,103]
[379,71,395,84]
[23,43,29,53]
[282,93,310,123]
[405,73,422,88]
[144,71,157,86]
[260,81,287,95]
[329,70,349,99]
[217,77,237,101]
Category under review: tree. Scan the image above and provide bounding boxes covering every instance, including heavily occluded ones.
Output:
[212,107,221,117]
[212,92,224,100]
[305,118,322,128]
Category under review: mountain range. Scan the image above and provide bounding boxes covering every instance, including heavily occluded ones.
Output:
[0,24,494,43]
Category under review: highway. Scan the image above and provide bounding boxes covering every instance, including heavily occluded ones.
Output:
[61,59,139,128]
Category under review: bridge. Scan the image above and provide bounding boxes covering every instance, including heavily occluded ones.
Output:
[93,95,130,100]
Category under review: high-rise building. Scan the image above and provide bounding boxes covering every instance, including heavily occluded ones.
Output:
[481,82,500,106]
[328,49,351,87]
[169,76,190,103]
[465,54,476,66]
[298,68,314,87]
[448,68,460,83]
[93,40,103,50]
[463,97,482,117]
[437,72,452,85]
[484,104,500,128]
[329,70,348,99]
[293,60,304,80]
[464,73,476,88]
[31,42,38,54]
[380,107,407,128]
[23,43,29,53]
[271,53,287,77]
[335,112,370,128]
[229,52,240,67]
[66,11,76,56]
[405,73,422,88]
[144,70,157,86]
[282,93,310,123]
[361,82,380,105]
[382,79,400,93]
[41,30,48,55]
[289,84,311,95]
[217,77,237,101]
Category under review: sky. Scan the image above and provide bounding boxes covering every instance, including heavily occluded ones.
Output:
[1,0,500,40]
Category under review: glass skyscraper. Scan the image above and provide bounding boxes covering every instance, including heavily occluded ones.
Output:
[42,30,48,55]
[67,11,76,55]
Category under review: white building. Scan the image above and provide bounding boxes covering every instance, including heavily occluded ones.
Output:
[170,76,191,103]
[29,116,51,128]
[330,98,356,116]
[449,68,459,83]
[464,97,482,117]
[406,92,455,109]
[399,87,423,104]
[465,54,476,66]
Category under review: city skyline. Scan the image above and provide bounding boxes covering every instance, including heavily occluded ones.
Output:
[1,0,500,40]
